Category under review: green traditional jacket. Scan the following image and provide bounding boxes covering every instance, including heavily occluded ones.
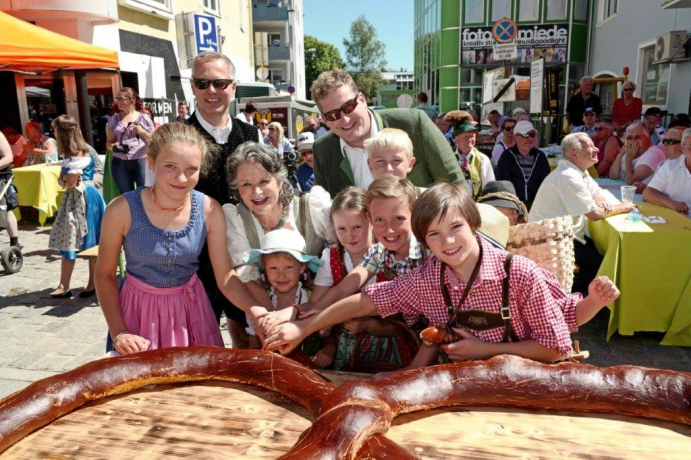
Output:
[313,108,465,198]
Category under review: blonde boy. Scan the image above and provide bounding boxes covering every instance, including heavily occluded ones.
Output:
[365,128,416,180]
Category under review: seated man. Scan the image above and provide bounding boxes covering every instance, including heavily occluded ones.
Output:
[609,122,665,192]
[571,107,597,136]
[530,133,634,295]
[644,107,667,146]
[642,128,691,216]
[477,180,527,226]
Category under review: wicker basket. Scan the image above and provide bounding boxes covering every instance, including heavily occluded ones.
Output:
[507,216,575,294]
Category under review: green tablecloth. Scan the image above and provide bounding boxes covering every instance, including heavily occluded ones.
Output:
[588,202,691,346]
[12,163,63,225]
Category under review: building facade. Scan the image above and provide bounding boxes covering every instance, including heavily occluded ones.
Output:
[376,71,415,108]
[0,0,256,136]
[587,0,691,117]
[414,0,590,121]
[252,0,306,99]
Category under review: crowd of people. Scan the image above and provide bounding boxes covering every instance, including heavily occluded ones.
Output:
[2,53,689,374]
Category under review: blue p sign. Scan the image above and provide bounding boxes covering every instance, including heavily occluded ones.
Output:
[194,14,218,54]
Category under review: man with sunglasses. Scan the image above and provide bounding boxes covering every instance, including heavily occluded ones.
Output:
[309,69,463,198]
[496,121,551,208]
[643,107,667,146]
[572,108,597,137]
[186,51,263,346]
[608,122,665,191]
[643,127,691,217]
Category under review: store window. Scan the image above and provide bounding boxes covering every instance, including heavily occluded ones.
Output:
[546,0,567,20]
[518,0,539,22]
[464,0,484,24]
[641,47,669,106]
[492,0,512,21]
[597,0,618,23]
[574,0,588,21]
[23,77,66,129]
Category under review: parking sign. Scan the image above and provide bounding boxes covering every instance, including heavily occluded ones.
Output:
[194,14,218,54]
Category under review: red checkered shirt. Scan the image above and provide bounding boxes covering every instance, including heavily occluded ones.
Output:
[363,237,574,355]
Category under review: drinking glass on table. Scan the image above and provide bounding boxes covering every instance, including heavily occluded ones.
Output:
[620,185,636,203]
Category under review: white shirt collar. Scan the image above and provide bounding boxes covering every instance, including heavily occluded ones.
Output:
[196,111,233,144]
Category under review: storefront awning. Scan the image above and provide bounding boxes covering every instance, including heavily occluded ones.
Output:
[0,11,119,72]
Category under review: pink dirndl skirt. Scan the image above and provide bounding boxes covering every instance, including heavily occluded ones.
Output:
[120,273,224,350]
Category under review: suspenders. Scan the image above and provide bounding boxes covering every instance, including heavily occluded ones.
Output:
[440,252,519,343]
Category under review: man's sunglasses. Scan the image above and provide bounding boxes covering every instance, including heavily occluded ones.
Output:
[192,78,234,90]
[518,132,537,139]
[300,149,314,156]
[260,121,268,125]
[623,88,634,92]
[321,95,360,122]
[503,125,515,131]
[662,139,681,145]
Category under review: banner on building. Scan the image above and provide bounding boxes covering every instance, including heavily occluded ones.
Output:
[530,59,544,114]
[461,24,569,65]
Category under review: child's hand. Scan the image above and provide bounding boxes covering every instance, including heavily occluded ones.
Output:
[343,317,369,335]
[441,328,486,362]
[263,322,303,355]
[588,276,620,305]
[312,348,334,368]
[114,332,151,355]
[257,307,296,335]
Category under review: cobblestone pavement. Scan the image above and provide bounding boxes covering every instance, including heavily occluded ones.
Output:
[1,222,689,400]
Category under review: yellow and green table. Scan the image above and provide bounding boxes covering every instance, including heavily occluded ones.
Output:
[588,192,691,346]
[12,163,63,225]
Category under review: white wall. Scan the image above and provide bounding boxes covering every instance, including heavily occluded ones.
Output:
[588,0,691,114]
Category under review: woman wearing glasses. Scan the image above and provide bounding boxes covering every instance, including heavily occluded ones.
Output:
[106,87,155,194]
[611,82,642,136]
[496,120,551,209]
[443,110,495,199]
[223,142,335,347]
[491,117,516,167]
[263,122,294,159]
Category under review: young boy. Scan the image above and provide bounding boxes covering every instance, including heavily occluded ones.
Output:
[264,183,619,364]
[364,128,416,180]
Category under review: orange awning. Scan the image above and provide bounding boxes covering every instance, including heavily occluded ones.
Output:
[0,11,119,72]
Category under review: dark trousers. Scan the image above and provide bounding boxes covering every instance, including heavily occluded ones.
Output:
[197,241,247,326]
[111,157,146,194]
[573,236,603,296]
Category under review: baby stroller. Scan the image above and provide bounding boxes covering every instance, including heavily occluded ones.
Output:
[0,174,24,274]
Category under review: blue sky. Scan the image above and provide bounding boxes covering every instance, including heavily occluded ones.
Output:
[303,0,414,72]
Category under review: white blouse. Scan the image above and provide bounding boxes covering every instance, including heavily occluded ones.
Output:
[223,185,336,282]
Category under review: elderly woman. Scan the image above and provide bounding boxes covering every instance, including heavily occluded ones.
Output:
[22,121,57,165]
[611,81,642,135]
[609,122,666,191]
[263,122,294,159]
[594,120,621,177]
[222,141,335,344]
[444,110,494,199]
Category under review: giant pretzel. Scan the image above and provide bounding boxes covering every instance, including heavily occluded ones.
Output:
[1,348,690,458]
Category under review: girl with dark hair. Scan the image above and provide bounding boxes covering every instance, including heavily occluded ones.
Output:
[106,87,155,194]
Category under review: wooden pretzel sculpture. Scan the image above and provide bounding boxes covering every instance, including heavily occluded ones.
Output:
[1,349,690,459]
[0,348,413,458]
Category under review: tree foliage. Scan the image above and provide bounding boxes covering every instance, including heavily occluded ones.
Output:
[304,35,346,100]
[343,16,387,103]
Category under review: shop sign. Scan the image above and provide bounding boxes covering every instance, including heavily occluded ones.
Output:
[142,98,175,117]
[193,13,218,54]
[461,23,569,65]
[530,59,544,114]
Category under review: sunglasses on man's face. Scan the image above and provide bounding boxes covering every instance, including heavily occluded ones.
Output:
[503,125,515,131]
[518,132,537,139]
[260,122,268,126]
[321,95,360,122]
[623,88,634,92]
[662,138,681,145]
[192,78,234,90]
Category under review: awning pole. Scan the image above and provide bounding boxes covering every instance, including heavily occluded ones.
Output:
[74,70,93,147]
